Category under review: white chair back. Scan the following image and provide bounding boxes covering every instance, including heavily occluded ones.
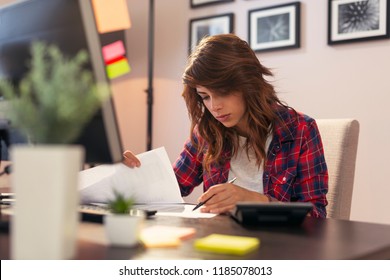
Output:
[316,119,359,220]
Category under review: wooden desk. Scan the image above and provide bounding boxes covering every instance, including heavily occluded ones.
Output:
[1,213,390,260]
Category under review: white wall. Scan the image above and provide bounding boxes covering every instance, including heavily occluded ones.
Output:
[1,0,389,225]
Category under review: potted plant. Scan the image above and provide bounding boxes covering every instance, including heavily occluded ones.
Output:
[0,41,110,259]
[105,189,142,247]
[0,41,109,144]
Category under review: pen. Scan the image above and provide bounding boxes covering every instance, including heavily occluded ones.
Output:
[192,177,237,211]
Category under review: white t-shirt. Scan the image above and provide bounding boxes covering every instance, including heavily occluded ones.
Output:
[228,135,272,193]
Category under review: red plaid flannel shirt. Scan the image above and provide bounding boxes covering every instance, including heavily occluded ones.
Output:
[173,107,328,218]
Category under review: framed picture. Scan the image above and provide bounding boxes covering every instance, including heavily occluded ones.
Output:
[191,0,234,9]
[328,0,390,45]
[189,13,234,52]
[248,2,301,52]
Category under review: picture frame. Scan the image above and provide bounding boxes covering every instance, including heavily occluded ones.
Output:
[190,0,234,9]
[248,2,301,52]
[189,13,234,52]
[328,0,390,45]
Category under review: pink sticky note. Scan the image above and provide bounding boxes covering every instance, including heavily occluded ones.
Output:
[102,41,126,63]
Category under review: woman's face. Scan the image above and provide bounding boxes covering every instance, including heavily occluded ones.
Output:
[196,86,248,136]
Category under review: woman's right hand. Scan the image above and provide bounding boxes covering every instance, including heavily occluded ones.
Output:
[122,150,141,168]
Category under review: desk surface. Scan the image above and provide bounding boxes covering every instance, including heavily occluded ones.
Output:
[1,213,390,260]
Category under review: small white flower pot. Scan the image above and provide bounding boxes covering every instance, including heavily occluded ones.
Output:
[104,214,142,247]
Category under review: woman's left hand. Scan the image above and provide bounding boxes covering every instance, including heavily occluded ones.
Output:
[197,182,269,214]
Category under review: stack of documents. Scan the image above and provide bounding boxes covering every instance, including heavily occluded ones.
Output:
[79,147,184,204]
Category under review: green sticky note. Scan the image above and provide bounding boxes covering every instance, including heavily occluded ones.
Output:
[194,234,260,255]
[106,58,131,79]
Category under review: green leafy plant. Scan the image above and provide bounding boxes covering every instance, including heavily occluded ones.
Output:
[0,41,110,144]
[107,189,135,214]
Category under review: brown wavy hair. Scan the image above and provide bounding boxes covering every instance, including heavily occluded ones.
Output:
[182,34,286,172]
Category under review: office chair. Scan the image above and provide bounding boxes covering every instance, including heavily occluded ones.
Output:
[316,119,360,220]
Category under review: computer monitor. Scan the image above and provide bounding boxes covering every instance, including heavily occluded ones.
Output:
[0,0,124,164]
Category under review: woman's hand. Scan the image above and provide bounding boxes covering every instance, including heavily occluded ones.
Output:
[122,150,141,168]
[198,182,269,214]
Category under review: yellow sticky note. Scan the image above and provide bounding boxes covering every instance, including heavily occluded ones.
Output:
[194,234,260,255]
[91,0,131,33]
[106,58,131,79]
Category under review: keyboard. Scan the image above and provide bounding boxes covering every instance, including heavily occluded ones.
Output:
[79,204,110,223]
[1,202,158,226]
[79,204,158,223]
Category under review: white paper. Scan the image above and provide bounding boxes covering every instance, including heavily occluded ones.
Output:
[156,205,217,218]
[134,203,217,218]
[79,147,184,204]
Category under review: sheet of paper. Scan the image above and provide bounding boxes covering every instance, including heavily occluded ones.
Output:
[156,205,217,218]
[91,0,131,33]
[79,147,184,204]
[134,204,217,218]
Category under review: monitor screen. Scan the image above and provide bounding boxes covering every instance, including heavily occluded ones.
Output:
[0,0,124,164]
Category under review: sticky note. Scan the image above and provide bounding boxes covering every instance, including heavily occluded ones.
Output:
[91,0,131,34]
[102,41,126,64]
[141,236,181,248]
[106,57,131,79]
[194,234,260,255]
[140,226,196,248]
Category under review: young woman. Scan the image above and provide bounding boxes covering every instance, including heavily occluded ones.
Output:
[124,34,328,218]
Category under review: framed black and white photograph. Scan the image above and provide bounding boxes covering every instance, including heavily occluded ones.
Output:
[189,13,234,52]
[328,0,390,45]
[191,0,234,9]
[248,2,301,52]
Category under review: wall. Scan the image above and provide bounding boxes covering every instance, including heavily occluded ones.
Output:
[1,0,389,225]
